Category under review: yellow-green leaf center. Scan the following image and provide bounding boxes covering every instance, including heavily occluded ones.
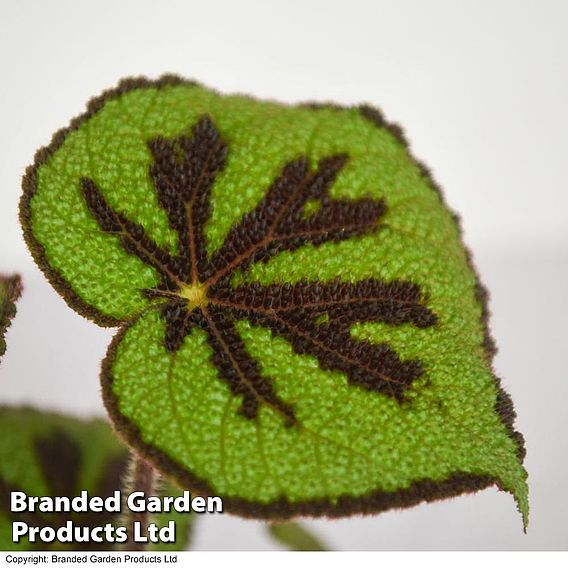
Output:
[178,283,208,310]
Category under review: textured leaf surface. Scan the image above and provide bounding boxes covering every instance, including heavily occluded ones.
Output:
[0,274,22,362]
[0,407,193,551]
[20,76,528,525]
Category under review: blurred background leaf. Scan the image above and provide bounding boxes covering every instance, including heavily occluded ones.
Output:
[0,274,21,362]
[0,407,193,551]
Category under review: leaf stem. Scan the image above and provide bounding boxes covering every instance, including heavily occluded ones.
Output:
[122,453,158,551]
[267,521,329,551]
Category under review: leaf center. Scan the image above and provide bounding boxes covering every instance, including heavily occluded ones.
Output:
[179,282,209,311]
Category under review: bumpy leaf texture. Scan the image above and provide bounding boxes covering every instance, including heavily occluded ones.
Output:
[0,407,193,551]
[20,76,528,526]
[0,274,22,362]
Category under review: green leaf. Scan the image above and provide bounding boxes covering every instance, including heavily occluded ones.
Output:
[0,274,22,362]
[0,407,193,551]
[267,522,328,551]
[20,76,528,527]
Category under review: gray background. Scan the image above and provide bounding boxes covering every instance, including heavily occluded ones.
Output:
[0,0,566,550]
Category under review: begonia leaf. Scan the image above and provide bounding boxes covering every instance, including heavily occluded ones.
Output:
[20,76,528,526]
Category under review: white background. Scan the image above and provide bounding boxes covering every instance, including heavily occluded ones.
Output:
[0,0,567,550]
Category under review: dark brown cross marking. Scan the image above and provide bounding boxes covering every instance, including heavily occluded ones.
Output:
[81,116,437,425]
